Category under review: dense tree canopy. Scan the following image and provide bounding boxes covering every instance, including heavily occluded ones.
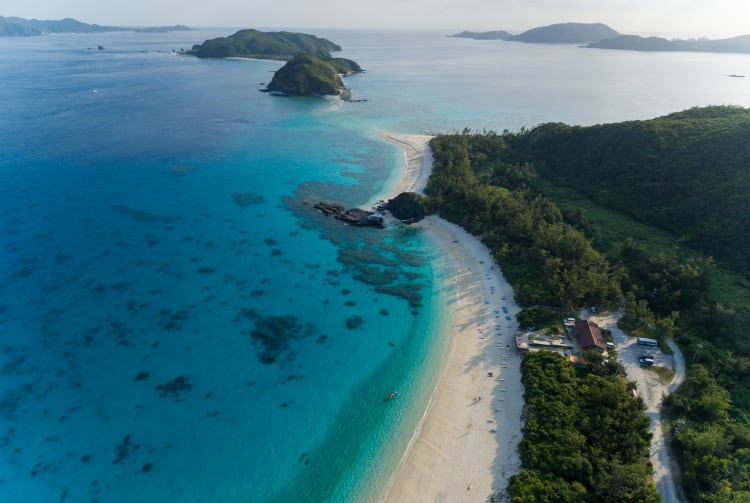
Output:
[266,53,356,96]
[427,133,620,311]
[187,29,341,60]
[426,108,750,502]
[493,106,750,278]
[508,352,659,502]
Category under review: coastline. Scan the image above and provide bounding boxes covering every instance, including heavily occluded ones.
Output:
[377,134,524,502]
[363,133,434,210]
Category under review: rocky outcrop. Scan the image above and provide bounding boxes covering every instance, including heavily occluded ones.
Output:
[314,201,384,228]
[384,192,429,223]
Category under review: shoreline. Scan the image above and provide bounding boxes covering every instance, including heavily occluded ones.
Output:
[377,133,524,502]
[363,133,434,210]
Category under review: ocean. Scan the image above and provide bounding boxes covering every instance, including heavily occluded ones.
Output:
[1,28,748,502]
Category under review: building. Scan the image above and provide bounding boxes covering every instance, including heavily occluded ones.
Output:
[574,319,606,353]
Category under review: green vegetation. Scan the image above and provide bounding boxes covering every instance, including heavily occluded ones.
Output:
[428,132,620,314]
[265,53,361,97]
[509,351,659,502]
[510,106,750,276]
[665,365,750,501]
[187,30,363,98]
[187,29,342,60]
[425,106,750,501]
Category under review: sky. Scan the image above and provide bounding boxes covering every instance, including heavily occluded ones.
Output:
[1,0,749,38]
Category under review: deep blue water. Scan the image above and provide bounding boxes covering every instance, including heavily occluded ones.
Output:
[1,28,749,502]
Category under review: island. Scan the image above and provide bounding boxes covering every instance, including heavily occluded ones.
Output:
[587,33,750,54]
[263,53,362,98]
[452,21,750,54]
[0,16,192,36]
[188,29,363,99]
[451,29,512,41]
[186,29,342,60]
[510,22,618,44]
[0,16,124,36]
[451,22,619,44]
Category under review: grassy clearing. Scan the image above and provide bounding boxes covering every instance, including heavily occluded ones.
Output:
[645,365,676,383]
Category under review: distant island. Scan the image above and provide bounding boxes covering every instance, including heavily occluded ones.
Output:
[0,16,192,36]
[587,33,750,54]
[452,30,512,41]
[187,29,363,99]
[134,25,192,34]
[452,21,750,54]
[452,22,619,44]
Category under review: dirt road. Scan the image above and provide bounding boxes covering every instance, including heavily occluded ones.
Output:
[591,313,687,503]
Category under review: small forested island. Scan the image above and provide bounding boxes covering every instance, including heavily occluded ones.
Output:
[187,29,363,98]
[453,21,750,54]
[264,53,362,97]
[0,16,191,36]
[186,29,342,60]
[394,105,750,502]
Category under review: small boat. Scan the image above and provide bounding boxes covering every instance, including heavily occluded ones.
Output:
[387,391,398,400]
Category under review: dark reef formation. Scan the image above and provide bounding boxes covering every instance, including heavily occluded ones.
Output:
[155,375,192,399]
[231,192,266,207]
[314,201,384,228]
[238,308,315,365]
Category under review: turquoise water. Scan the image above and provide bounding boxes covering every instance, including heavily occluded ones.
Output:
[1,28,749,502]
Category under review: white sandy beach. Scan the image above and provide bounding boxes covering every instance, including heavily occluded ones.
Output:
[378,133,524,502]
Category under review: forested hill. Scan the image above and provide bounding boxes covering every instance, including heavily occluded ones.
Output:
[187,29,341,60]
[265,53,361,97]
[425,108,750,501]
[0,16,125,36]
[503,106,750,277]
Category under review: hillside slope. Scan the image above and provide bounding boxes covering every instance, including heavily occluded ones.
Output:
[507,106,750,276]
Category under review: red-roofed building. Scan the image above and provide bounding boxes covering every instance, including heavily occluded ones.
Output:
[574,320,606,353]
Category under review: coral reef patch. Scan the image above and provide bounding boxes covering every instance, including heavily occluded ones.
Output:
[155,375,192,399]
[231,192,265,207]
[238,308,315,365]
[345,315,363,330]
